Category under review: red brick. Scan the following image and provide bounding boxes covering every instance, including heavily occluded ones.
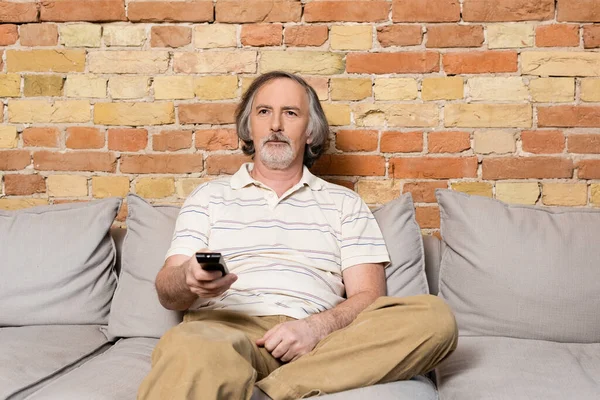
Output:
[304,1,389,22]
[196,128,239,151]
[443,51,517,74]
[120,154,203,173]
[179,103,237,125]
[521,130,565,154]
[0,151,30,170]
[33,151,117,172]
[0,1,38,23]
[578,160,600,179]
[0,24,18,45]
[4,174,45,195]
[41,0,126,22]
[116,200,127,222]
[65,127,104,149]
[536,24,580,47]
[108,128,148,152]
[392,0,460,22]
[242,24,282,47]
[482,157,573,179]
[390,157,477,179]
[380,131,423,153]
[538,106,600,128]
[326,178,355,190]
[568,134,600,153]
[206,153,251,175]
[346,52,439,74]
[284,26,328,47]
[427,25,484,48]
[463,0,554,22]
[311,155,386,176]
[336,130,378,152]
[128,1,213,22]
[377,25,423,47]
[557,0,600,22]
[22,127,59,148]
[583,25,600,48]
[428,131,471,153]
[150,26,191,48]
[403,181,448,203]
[415,206,440,229]
[216,0,300,23]
[153,130,192,151]
[20,24,58,46]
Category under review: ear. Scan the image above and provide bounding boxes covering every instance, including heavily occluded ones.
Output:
[306,131,313,145]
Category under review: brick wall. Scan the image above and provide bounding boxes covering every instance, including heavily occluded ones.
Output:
[1,0,600,232]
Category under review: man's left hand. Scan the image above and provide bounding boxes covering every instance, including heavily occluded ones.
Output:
[256,319,324,363]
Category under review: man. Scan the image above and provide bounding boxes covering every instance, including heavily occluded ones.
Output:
[138,71,457,400]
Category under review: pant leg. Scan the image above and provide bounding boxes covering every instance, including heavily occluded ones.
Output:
[137,311,284,400]
[256,295,458,400]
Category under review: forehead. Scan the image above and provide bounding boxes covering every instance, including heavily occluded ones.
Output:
[252,78,309,107]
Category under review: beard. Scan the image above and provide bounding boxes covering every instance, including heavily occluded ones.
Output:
[258,132,295,170]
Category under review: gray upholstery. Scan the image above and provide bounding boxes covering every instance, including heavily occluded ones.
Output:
[436,336,600,400]
[422,235,441,295]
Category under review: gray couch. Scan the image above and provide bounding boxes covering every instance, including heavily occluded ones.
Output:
[2,190,598,399]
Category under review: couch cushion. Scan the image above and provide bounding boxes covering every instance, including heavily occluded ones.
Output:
[106,194,182,340]
[436,336,600,400]
[0,325,110,400]
[0,198,121,326]
[436,189,600,343]
[23,337,157,400]
[373,193,429,297]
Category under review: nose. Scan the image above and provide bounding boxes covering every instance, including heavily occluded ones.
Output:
[270,112,283,132]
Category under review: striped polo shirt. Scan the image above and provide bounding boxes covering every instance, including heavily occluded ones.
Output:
[166,163,390,319]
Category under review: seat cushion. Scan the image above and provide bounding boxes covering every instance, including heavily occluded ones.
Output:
[0,325,110,400]
[24,337,157,400]
[436,336,600,400]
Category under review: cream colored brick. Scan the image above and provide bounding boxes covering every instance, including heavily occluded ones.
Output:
[7,50,85,73]
[305,77,329,101]
[194,24,237,48]
[374,78,418,101]
[354,104,439,127]
[330,25,372,50]
[59,24,101,47]
[0,74,21,97]
[103,25,147,47]
[174,52,257,74]
[445,104,532,128]
[65,75,107,98]
[0,198,48,210]
[451,182,493,197]
[591,184,600,206]
[136,177,175,199]
[8,100,90,123]
[176,177,213,198]
[496,182,540,205]
[331,78,371,101]
[92,176,130,198]
[530,78,574,102]
[474,130,516,154]
[154,76,195,100]
[94,102,174,126]
[195,76,238,100]
[422,77,463,101]
[260,51,344,75]
[0,126,18,149]
[24,75,63,97]
[522,52,600,77]
[356,180,401,204]
[581,79,600,102]
[488,24,534,49]
[47,175,88,197]
[542,183,587,206]
[468,77,528,101]
[89,51,169,74]
[322,103,351,126]
[109,76,150,99]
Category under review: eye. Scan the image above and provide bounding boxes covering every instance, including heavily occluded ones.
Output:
[285,110,297,116]
[257,109,269,115]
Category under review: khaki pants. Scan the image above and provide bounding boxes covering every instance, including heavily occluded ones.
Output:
[137,295,458,400]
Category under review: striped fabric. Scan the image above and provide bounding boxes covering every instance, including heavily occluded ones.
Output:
[166,163,390,319]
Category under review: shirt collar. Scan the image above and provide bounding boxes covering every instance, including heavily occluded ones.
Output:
[230,163,324,191]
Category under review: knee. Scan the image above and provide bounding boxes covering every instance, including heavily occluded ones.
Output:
[415,295,458,349]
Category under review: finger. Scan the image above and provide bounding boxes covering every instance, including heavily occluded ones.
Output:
[256,324,279,346]
[280,348,297,363]
[270,340,291,359]
[264,332,284,353]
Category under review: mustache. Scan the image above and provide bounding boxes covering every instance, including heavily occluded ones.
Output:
[261,132,291,145]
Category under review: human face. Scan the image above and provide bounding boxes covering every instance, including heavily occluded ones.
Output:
[249,78,312,171]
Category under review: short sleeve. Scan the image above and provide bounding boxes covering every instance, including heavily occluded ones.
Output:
[164,184,211,259]
[340,194,390,270]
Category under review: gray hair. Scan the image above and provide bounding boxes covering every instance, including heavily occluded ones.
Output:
[235,71,329,168]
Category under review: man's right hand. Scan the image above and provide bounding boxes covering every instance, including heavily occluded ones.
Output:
[184,251,237,298]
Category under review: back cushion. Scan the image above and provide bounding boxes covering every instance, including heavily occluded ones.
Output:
[0,198,121,326]
[437,189,600,343]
